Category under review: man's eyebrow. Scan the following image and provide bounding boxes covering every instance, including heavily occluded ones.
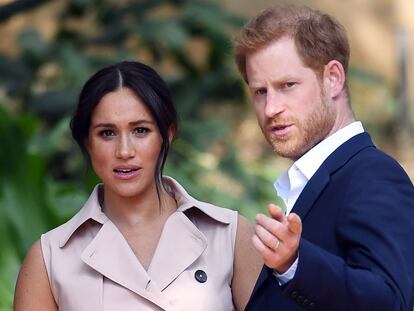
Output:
[249,75,298,88]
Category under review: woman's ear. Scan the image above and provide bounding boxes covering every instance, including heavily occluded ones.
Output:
[168,125,176,144]
[84,138,90,153]
[323,60,346,99]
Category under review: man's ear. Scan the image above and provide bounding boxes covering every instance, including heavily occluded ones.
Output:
[323,60,346,99]
[168,125,176,144]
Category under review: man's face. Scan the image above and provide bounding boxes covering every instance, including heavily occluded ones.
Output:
[246,37,337,160]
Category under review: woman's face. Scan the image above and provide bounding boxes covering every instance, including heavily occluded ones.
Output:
[86,88,163,200]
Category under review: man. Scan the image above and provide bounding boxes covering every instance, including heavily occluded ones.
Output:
[234,4,414,311]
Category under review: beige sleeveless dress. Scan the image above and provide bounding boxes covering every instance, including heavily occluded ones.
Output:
[41,177,237,311]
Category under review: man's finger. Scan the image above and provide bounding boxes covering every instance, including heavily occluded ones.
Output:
[287,213,302,234]
[252,235,279,268]
[255,225,280,251]
[256,214,283,236]
[268,204,285,222]
[252,234,267,254]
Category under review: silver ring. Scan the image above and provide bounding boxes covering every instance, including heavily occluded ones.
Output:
[273,239,280,250]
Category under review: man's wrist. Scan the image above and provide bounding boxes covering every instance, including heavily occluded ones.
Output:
[273,255,299,285]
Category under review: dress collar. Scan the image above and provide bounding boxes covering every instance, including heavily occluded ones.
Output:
[59,176,231,247]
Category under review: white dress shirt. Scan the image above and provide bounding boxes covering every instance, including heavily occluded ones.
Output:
[273,121,364,284]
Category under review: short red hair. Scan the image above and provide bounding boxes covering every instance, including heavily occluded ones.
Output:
[234,4,350,84]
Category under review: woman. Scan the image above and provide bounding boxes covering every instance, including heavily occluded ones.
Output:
[14,61,262,311]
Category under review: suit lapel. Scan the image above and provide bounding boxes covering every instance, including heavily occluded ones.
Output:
[147,211,208,291]
[291,166,330,220]
[249,133,375,304]
[80,221,170,310]
[291,132,374,220]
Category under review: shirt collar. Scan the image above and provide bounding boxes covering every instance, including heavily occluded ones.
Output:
[59,176,231,248]
[274,121,364,201]
[294,121,364,180]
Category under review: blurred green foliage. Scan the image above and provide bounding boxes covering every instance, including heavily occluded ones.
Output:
[0,0,281,308]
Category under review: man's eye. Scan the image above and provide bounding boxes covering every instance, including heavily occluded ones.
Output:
[100,129,115,137]
[285,82,296,88]
[255,88,267,96]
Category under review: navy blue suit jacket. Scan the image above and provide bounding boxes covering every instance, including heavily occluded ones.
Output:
[246,133,414,311]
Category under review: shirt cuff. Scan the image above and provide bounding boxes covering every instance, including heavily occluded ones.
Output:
[272,256,299,285]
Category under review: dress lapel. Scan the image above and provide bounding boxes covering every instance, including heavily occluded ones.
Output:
[80,220,171,310]
[80,211,208,306]
[147,211,208,291]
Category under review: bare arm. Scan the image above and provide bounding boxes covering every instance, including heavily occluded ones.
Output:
[231,215,263,311]
[14,240,57,311]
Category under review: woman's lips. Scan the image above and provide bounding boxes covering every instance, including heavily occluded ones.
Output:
[113,166,141,180]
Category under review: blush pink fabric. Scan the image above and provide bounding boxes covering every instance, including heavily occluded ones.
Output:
[41,177,238,311]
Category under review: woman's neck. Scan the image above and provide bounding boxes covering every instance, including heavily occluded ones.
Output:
[102,184,177,229]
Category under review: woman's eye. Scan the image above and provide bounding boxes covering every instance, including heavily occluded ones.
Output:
[99,129,115,137]
[133,127,149,135]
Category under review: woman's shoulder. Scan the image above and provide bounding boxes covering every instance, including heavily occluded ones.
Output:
[14,240,58,311]
[41,212,81,246]
[40,210,84,253]
[192,198,239,224]
[42,186,106,248]
[164,176,238,225]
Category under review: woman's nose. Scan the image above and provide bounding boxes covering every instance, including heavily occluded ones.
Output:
[115,135,135,159]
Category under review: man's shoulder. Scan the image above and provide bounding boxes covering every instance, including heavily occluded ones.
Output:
[348,142,404,171]
[330,140,413,187]
[327,132,403,172]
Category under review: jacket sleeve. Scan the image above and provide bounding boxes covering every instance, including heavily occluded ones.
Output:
[280,156,414,311]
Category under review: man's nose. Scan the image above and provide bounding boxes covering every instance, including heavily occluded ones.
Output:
[264,90,285,118]
[115,135,135,159]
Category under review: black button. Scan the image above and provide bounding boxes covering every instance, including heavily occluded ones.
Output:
[297,295,304,303]
[303,298,309,306]
[194,270,207,283]
[308,302,316,310]
[290,291,299,299]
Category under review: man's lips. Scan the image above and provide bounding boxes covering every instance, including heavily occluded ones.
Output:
[268,124,293,137]
[113,165,141,180]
